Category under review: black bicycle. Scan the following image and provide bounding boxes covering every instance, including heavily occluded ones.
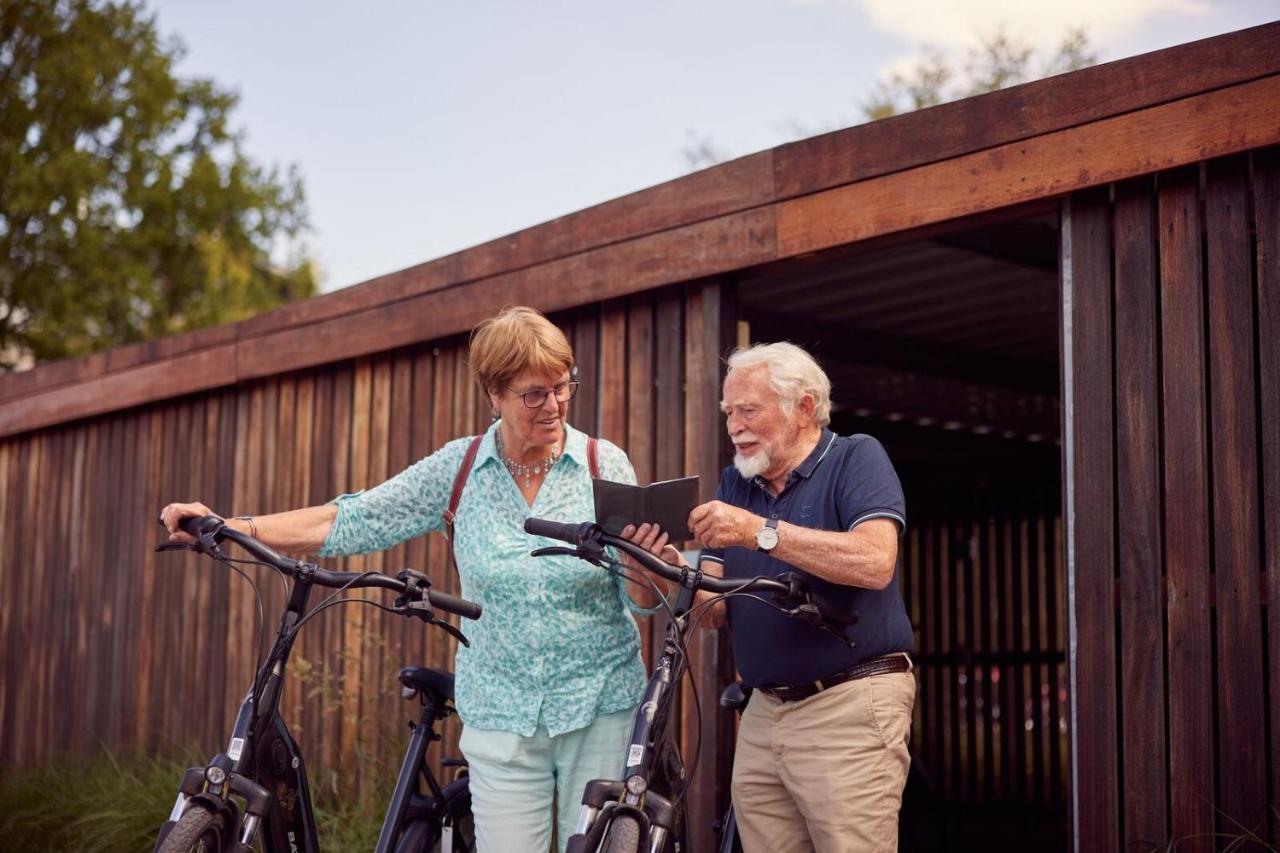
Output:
[152,515,482,853]
[523,517,855,853]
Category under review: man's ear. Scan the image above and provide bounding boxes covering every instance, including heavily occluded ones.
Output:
[796,392,817,421]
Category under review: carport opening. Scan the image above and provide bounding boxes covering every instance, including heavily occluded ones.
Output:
[737,206,1066,852]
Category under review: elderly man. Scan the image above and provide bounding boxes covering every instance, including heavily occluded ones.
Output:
[692,342,915,853]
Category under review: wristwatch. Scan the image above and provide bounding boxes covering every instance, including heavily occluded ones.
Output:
[755,517,779,552]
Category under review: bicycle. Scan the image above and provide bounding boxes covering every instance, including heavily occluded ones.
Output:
[522,517,855,853]
[152,514,482,853]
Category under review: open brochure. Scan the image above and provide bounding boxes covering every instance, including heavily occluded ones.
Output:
[592,475,700,542]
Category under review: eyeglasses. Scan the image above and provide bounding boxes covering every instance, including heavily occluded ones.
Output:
[510,380,579,409]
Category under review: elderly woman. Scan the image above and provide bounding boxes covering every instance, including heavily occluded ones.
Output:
[161,306,665,852]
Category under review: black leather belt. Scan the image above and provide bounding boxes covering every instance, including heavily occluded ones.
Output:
[760,653,912,703]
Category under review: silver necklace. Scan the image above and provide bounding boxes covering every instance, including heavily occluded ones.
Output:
[495,428,560,488]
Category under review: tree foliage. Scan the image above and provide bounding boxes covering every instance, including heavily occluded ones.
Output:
[683,27,1098,170]
[0,0,316,369]
[862,26,1097,120]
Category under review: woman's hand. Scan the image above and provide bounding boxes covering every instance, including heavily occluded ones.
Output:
[159,501,221,543]
[619,523,688,568]
[617,523,682,609]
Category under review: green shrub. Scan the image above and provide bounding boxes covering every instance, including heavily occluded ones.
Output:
[0,750,385,851]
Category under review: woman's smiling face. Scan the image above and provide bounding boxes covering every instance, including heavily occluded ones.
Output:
[492,368,571,454]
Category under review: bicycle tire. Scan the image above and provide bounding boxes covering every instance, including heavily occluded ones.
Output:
[155,803,228,853]
[600,813,642,853]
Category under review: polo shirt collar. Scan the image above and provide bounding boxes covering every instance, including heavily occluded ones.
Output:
[748,427,836,492]
[794,428,837,480]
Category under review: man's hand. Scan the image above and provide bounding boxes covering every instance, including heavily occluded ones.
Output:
[689,500,761,550]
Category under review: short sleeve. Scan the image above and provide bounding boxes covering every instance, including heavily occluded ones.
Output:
[319,437,470,556]
[838,436,906,534]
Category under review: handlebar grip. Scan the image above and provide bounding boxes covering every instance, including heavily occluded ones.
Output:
[524,517,596,544]
[178,514,224,538]
[427,589,482,621]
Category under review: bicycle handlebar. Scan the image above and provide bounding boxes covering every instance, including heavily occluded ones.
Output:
[175,515,482,621]
[523,517,856,627]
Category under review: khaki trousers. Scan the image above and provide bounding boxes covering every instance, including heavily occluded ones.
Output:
[732,668,915,853]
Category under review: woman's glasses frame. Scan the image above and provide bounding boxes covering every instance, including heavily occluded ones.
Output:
[510,380,580,409]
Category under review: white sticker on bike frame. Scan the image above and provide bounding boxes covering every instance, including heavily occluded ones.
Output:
[228,737,245,761]
[627,744,644,766]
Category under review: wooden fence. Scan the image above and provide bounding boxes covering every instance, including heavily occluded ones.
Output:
[1064,148,1280,851]
[0,281,739,850]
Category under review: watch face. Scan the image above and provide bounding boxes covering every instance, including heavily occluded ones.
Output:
[756,525,779,551]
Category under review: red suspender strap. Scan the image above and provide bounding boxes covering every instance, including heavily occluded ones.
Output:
[443,435,484,575]
[445,433,598,573]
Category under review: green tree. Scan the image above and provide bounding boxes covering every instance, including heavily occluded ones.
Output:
[0,0,317,369]
[863,26,1097,120]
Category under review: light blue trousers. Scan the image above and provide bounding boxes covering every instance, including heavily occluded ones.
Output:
[460,707,635,853]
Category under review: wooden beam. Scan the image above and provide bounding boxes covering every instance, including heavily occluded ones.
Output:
[772,21,1280,199]
[777,73,1280,257]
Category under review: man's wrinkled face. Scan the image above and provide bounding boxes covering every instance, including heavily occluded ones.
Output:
[720,365,799,481]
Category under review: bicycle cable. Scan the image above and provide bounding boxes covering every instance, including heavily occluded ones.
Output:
[598,554,704,808]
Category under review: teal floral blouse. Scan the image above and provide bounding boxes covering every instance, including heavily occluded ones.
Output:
[319,421,648,738]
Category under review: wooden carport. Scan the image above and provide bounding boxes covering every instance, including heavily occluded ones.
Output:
[1,22,1278,851]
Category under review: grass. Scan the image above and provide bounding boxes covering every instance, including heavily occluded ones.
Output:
[0,749,387,851]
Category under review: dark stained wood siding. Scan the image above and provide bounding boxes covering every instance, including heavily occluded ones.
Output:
[1063,148,1278,851]
[0,284,737,819]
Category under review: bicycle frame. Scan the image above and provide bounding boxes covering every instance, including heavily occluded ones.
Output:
[157,573,327,851]
[524,517,853,853]
[155,516,479,853]
[568,581,702,853]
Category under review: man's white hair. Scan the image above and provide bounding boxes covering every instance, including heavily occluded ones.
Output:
[726,342,832,427]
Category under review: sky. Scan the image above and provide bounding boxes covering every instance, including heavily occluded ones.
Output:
[147,0,1278,293]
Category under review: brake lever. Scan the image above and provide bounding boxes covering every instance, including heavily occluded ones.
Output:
[531,544,606,566]
[155,541,196,553]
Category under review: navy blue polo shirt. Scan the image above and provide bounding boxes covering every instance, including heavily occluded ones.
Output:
[701,430,912,688]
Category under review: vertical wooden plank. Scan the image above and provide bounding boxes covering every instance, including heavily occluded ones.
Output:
[305,370,335,760]
[1113,176,1168,847]
[1158,166,1214,850]
[1063,186,1120,850]
[343,359,373,783]
[600,299,628,450]
[680,278,738,850]
[653,287,685,482]
[365,355,394,785]
[1026,514,1045,802]
[1204,155,1267,838]
[626,293,655,485]
[980,515,996,802]
[1251,146,1280,842]
[573,307,601,436]
[325,364,354,770]
[407,348,435,674]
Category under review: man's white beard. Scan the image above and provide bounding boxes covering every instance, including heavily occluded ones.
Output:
[733,444,771,479]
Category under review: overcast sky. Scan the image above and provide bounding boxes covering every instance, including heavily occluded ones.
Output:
[148,0,1277,293]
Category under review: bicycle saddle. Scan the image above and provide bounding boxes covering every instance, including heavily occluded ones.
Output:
[398,666,455,702]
